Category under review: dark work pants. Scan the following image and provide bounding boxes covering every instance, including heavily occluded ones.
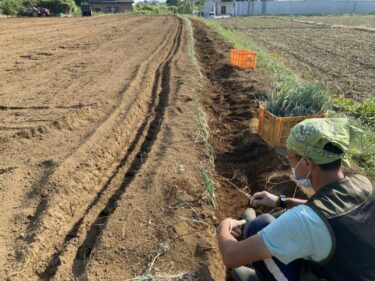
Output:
[236,213,302,281]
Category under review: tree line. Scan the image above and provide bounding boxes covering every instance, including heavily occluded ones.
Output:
[0,0,79,15]
[0,0,202,17]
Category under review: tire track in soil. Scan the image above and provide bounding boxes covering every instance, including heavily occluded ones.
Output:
[23,20,176,240]
[0,104,95,111]
[38,19,183,281]
[71,20,183,280]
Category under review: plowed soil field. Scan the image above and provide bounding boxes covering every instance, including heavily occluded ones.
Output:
[295,15,375,28]
[0,15,215,280]
[0,15,297,281]
[219,17,375,102]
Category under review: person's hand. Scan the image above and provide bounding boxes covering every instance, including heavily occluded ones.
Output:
[250,191,278,207]
[218,218,246,239]
[230,218,246,239]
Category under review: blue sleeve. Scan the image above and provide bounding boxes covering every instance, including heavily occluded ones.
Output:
[258,205,332,265]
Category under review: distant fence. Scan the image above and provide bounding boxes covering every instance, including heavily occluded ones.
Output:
[234,1,375,16]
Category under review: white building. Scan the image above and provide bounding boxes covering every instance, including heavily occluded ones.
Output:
[205,0,375,17]
[204,0,235,16]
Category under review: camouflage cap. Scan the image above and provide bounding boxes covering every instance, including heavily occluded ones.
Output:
[286,118,363,166]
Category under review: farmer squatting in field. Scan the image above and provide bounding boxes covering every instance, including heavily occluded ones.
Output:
[217,118,375,281]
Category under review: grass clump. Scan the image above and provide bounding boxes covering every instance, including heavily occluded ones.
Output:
[267,80,330,117]
[333,98,375,128]
[194,109,215,166]
[332,98,375,180]
[202,170,216,207]
[353,129,375,180]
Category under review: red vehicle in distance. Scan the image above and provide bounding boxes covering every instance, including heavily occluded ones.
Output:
[24,7,53,17]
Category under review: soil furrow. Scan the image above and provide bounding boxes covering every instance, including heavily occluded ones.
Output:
[192,20,304,222]
[35,20,182,280]
[69,19,182,281]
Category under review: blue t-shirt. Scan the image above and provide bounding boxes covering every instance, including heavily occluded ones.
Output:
[258,205,332,265]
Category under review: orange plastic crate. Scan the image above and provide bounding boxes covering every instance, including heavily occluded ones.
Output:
[230,49,257,69]
[257,105,328,148]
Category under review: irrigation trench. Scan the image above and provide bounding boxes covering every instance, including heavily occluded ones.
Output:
[9,17,183,280]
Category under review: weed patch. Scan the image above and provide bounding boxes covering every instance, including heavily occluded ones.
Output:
[333,98,375,128]
[332,98,375,179]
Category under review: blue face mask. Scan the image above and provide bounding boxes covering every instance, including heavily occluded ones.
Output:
[291,158,312,188]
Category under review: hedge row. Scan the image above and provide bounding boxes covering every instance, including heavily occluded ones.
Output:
[0,0,79,15]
